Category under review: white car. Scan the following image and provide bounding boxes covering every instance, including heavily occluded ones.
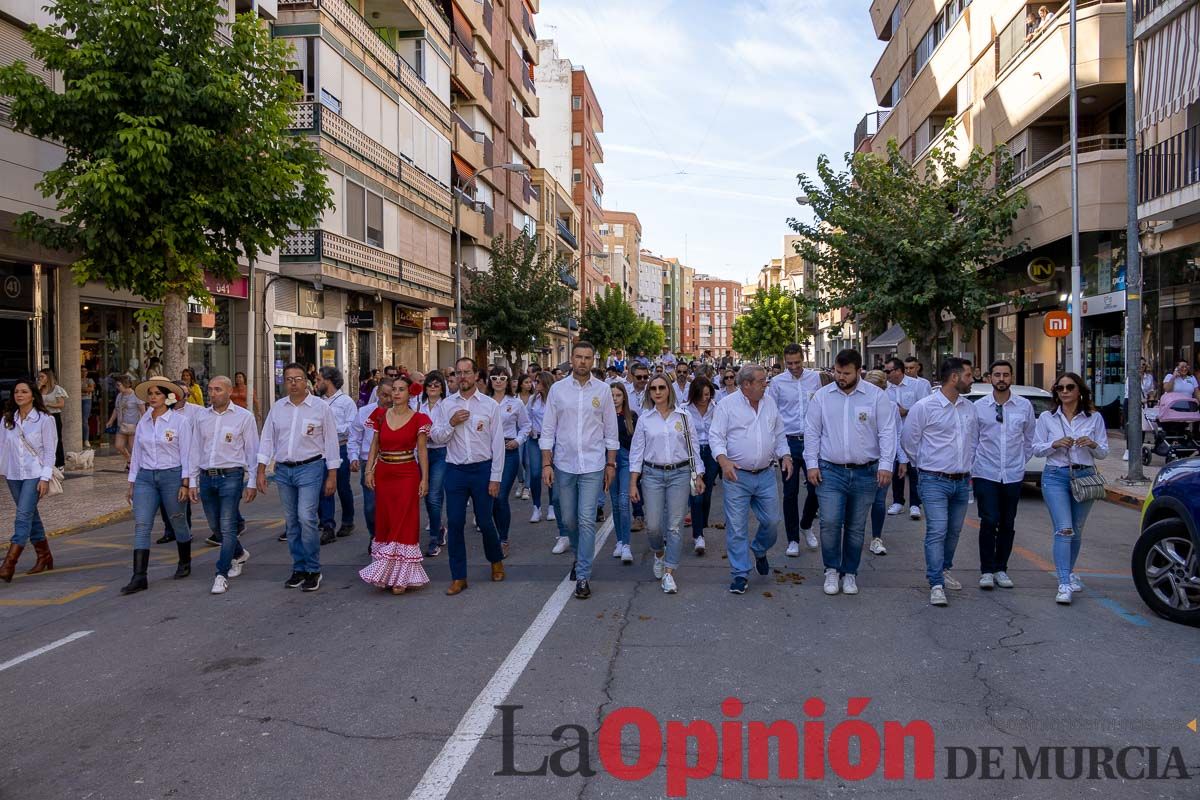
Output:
[963,383,1055,485]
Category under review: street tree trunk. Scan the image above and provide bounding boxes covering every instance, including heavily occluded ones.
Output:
[162,292,188,379]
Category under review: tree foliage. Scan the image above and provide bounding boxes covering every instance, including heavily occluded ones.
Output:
[732,286,797,362]
[790,129,1027,367]
[0,0,332,373]
[579,284,640,359]
[626,318,665,359]
[463,234,572,365]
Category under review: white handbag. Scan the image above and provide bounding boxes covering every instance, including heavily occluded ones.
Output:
[17,423,64,496]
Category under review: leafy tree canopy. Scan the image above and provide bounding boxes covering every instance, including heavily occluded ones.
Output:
[579,284,639,360]
[732,285,798,362]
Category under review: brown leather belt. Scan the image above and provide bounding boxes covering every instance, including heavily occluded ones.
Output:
[378,450,415,464]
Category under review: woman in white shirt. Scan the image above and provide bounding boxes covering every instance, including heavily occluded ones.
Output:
[1034,371,1109,606]
[419,371,449,557]
[484,366,531,556]
[685,379,720,555]
[525,372,554,524]
[38,368,67,468]
[121,378,195,595]
[0,379,58,581]
[629,376,704,594]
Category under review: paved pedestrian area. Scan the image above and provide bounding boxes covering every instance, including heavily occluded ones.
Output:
[1,479,1197,799]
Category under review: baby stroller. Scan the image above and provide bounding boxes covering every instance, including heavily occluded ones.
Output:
[1142,392,1200,465]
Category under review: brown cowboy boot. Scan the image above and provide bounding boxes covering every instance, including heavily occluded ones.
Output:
[445,579,468,596]
[0,543,25,583]
[26,540,53,575]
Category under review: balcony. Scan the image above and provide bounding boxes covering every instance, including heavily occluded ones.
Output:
[455,189,487,241]
[452,112,485,168]
[289,101,401,178]
[399,157,453,214]
[451,44,485,101]
[1139,122,1200,220]
[995,1,1124,79]
[398,56,452,129]
[282,229,453,296]
[853,110,891,153]
[556,218,578,250]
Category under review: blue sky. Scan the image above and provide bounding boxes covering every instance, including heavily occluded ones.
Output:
[536,0,885,285]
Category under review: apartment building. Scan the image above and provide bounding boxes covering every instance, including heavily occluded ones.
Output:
[691,276,742,358]
[637,255,664,324]
[599,210,641,304]
[532,166,579,366]
[644,250,681,351]
[1136,0,1200,377]
[860,0,1129,421]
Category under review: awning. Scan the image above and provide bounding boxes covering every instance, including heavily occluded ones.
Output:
[866,323,907,350]
[452,152,476,181]
[1138,4,1200,130]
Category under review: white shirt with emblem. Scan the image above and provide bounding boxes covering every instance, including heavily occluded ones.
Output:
[540,375,619,475]
[803,380,897,470]
[193,403,260,488]
[429,390,506,481]
[129,408,195,483]
[629,408,702,474]
[257,393,342,469]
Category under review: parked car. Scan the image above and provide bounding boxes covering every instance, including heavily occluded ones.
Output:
[963,383,1055,485]
[1133,455,1200,626]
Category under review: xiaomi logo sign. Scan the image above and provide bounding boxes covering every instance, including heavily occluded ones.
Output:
[1043,311,1072,338]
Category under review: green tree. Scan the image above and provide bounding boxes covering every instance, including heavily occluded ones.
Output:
[626,318,665,360]
[732,286,797,362]
[463,234,572,366]
[0,0,332,376]
[579,284,639,359]
[791,128,1027,368]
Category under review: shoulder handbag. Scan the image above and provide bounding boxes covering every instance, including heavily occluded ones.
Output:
[1059,416,1105,503]
[16,420,64,496]
[679,410,701,496]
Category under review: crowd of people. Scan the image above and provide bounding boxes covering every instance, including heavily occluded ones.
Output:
[1,341,1109,608]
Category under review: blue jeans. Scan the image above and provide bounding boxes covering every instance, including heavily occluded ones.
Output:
[1042,465,1096,584]
[553,467,604,580]
[81,398,92,441]
[492,446,521,542]
[782,436,819,541]
[893,460,921,506]
[133,467,190,550]
[722,468,779,579]
[974,478,1022,574]
[198,470,246,577]
[870,482,890,539]
[815,460,877,576]
[920,471,970,587]
[445,460,504,580]
[275,459,327,573]
[524,438,544,509]
[609,448,632,547]
[642,464,690,569]
[7,478,47,546]
[318,442,354,529]
[424,447,447,546]
[689,444,720,540]
[360,467,376,540]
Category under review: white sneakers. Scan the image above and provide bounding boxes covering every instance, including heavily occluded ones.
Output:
[612,541,623,559]
[1069,573,1085,592]
[211,575,228,595]
[661,573,677,594]
[520,488,531,500]
[823,568,839,595]
[841,575,858,595]
[546,506,556,521]
[909,505,922,520]
[887,503,903,516]
[620,544,633,564]
[694,535,706,555]
[228,548,250,579]
[803,529,818,549]
[530,507,541,523]
[786,541,801,557]
[551,536,569,554]
[930,585,948,606]
[942,571,962,590]
[994,571,1014,588]
[1056,584,1073,604]
[869,538,886,555]
[979,572,995,590]
[653,553,666,579]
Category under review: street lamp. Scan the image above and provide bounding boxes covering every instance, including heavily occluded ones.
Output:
[455,162,531,359]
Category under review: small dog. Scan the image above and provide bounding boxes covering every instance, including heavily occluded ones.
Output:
[65,449,95,471]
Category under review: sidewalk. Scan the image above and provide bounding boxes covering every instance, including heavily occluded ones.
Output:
[1097,431,1158,510]
[0,452,132,540]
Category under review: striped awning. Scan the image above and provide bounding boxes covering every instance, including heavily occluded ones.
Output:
[1138,4,1200,130]
[451,152,476,181]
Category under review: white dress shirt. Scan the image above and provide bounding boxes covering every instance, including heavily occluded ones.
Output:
[628,408,703,474]
[1140,373,1156,399]
[900,390,978,474]
[686,401,716,446]
[886,375,931,418]
[672,380,691,406]
[1,409,57,481]
[258,393,342,469]
[419,399,447,450]
[1033,408,1110,467]
[193,403,260,488]
[624,381,647,412]
[324,390,359,443]
[429,390,506,481]
[709,390,789,471]
[348,402,385,462]
[129,408,194,483]
[767,369,823,435]
[495,394,532,444]
[715,386,738,404]
[803,380,897,470]
[540,375,619,475]
[971,393,1036,484]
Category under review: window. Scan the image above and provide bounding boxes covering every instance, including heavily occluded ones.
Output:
[367,193,384,248]
[572,169,582,184]
[614,245,624,256]
[614,224,624,237]
[911,0,971,79]
[572,131,582,147]
[571,95,582,110]
[345,180,366,242]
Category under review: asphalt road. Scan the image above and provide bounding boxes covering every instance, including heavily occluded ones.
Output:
[2,477,1198,799]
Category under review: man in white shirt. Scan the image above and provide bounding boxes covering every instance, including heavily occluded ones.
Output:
[430,356,507,595]
[189,376,258,595]
[803,349,896,596]
[316,367,359,543]
[349,378,393,545]
[903,357,933,395]
[901,357,979,607]
[659,347,677,372]
[671,367,691,407]
[257,363,340,593]
[541,341,619,600]
[884,357,931,520]
[971,360,1036,591]
[769,343,823,556]
[710,364,792,595]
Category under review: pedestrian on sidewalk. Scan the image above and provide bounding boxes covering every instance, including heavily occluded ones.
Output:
[541,342,619,600]
[769,343,823,557]
[349,377,391,547]
[972,360,1036,591]
[0,378,58,582]
[901,358,978,607]
[418,372,449,556]
[180,368,204,406]
[805,350,896,597]
[710,364,791,595]
[516,373,535,498]
[81,365,95,444]
[685,378,720,555]
[525,372,553,527]
[360,375,431,595]
[485,366,530,557]
[1035,372,1109,605]
[315,367,358,543]
[107,376,143,469]
[121,378,195,595]
[190,376,258,595]
[37,368,67,469]
[607,382,636,564]
[430,357,507,595]
[629,376,702,593]
[884,357,929,521]
[863,369,904,557]
[257,363,340,593]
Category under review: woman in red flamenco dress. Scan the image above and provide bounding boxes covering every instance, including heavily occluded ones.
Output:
[361,375,430,594]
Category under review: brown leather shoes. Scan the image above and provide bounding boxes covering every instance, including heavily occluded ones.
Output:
[0,543,24,583]
[445,579,468,596]
[491,562,505,582]
[27,540,54,575]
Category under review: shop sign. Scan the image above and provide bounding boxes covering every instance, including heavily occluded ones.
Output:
[1027,257,1055,284]
[430,316,450,331]
[321,348,337,368]
[1081,290,1125,317]
[1043,310,1071,338]
[203,272,249,299]
[0,264,34,311]
[393,304,424,330]
[347,310,375,328]
[299,287,324,318]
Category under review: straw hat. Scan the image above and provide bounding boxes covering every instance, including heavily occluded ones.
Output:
[134,377,181,405]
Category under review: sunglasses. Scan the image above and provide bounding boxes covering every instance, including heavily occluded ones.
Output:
[490,375,509,381]
[1054,383,1078,393]
[995,404,1004,423]
[649,385,669,392]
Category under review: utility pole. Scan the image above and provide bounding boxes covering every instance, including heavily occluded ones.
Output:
[1123,0,1146,483]
[1068,0,1083,374]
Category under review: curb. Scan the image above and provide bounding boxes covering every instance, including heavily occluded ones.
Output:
[1103,487,1146,511]
[47,508,131,539]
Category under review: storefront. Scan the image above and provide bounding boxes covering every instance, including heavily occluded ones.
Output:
[186,272,249,393]
[1141,241,1200,385]
[268,278,345,398]
[0,261,54,384]
[391,303,426,372]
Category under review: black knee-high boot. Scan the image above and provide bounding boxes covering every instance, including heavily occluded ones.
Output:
[120,549,150,595]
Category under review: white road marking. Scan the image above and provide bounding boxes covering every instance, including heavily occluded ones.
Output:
[0,630,93,673]
[406,517,615,799]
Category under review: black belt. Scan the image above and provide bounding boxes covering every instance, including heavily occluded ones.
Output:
[738,465,773,475]
[824,460,878,469]
[645,460,690,471]
[504,437,516,443]
[786,434,805,440]
[1069,463,1094,470]
[279,454,323,468]
[922,469,970,481]
[201,467,244,477]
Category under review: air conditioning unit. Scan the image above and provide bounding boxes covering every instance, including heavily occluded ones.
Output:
[472,130,486,143]
[472,61,486,75]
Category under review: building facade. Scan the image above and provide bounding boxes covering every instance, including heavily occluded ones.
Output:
[691,275,741,358]
[532,166,578,367]
[599,210,641,304]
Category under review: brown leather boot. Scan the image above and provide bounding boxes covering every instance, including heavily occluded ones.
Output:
[491,562,505,582]
[0,543,24,583]
[26,540,53,575]
[445,579,468,596]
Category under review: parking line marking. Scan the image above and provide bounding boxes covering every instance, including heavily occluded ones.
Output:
[406,517,615,800]
[0,585,106,607]
[1096,598,1152,627]
[0,630,93,672]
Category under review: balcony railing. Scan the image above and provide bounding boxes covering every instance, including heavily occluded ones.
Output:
[1136,0,1172,22]
[400,157,453,212]
[289,101,401,178]
[282,229,453,295]
[1139,122,1200,204]
[996,1,1123,77]
[556,218,578,250]
[398,56,452,129]
[1008,134,1126,186]
[853,109,891,152]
